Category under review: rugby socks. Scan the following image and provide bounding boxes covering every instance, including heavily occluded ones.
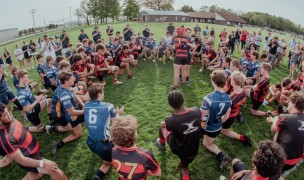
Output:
[58,140,65,148]
[13,99,23,110]
[216,152,224,161]
[182,175,191,180]
[93,170,105,180]
[114,79,117,84]
[159,138,165,144]
[186,77,189,82]
[239,135,245,141]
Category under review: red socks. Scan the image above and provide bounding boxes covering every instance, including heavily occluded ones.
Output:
[160,138,165,144]
[182,175,190,180]
[239,135,245,141]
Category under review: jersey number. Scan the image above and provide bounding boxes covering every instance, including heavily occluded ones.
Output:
[217,103,225,115]
[113,159,138,179]
[88,109,97,124]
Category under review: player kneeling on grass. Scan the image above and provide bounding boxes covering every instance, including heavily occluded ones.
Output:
[0,103,68,180]
[46,72,85,155]
[95,44,122,85]
[268,91,304,178]
[221,71,252,146]
[115,45,137,79]
[83,84,124,180]
[201,70,232,172]
[17,70,52,133]
[157,90,201,180]
[144,37,157,61]
[244,63,272,117]
[229,140,285,180]
[112,115,161,180]
[262,78,292,106]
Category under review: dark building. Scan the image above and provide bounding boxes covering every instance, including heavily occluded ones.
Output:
[140,10,190,22]
[187,12,247,26]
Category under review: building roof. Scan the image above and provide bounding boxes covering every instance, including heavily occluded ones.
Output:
[216,11,247,23]
[187,12,215,19]
[141,10,189,16]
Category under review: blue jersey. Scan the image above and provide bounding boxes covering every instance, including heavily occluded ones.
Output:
[37,64,51,85]
[201,91,231,132]
[59,87,78,121]
[17,85,36,114]
[46,65,58,85]
[145,41,156,49]
[246,61,260,77]
[13,76,19,89]
[84,100,116,141]
[239,58,249,74]
[0,75,9,94]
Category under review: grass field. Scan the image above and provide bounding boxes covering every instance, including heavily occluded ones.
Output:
[0,22,303,180]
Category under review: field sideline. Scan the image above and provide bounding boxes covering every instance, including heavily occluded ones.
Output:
[0,22,303,180]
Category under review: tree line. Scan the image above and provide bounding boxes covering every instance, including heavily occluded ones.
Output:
[180,4,304,35]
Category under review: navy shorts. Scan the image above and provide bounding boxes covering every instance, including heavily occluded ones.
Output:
[86,136,113,162]
[27,104,42,126]
[202,129,221,138]
[20,152,43,174]
[232,160,246,180]
[0,90,16,105]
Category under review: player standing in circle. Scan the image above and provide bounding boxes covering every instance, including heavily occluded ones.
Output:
[201,70,232,172]
[84,84,124,180]
[172,27,190,89]
[112,115,161,179]
[156,90,201,180]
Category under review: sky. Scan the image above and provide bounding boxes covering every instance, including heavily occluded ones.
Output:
[0,0,303,30]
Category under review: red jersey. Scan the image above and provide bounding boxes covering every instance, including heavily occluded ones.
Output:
[205,49,217,60]
[229,90,246,118]
[72,60,87,73]
[220,31,227,39]
[0,120,40,157]
[117,52,131,64]
[253,78,270,102]
[129,42,139,55]
[241,30,247,42]
[112,146,160,180]
[173,36,189,58]
[297,73,304,87]
[226,76,233,95]
[94,55,107,76]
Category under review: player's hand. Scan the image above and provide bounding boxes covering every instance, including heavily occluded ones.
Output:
[43,160,58,173]
[231,171,244,180]
[116,106,124,115]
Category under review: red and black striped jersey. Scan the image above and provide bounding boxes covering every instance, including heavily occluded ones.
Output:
[112,146,160,180]
[229,90,246,118]
[226,76,233,95]
[0,120,40,157]
[94,55,107,76]
[173,36,189,58]
[253,78,269,102]
[129,43,139,55]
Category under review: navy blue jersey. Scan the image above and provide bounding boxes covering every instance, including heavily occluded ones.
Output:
[246,61,260,77]
[239,58,249,74]
[201,91,231,132]
[84,100,116,141]
[37,64,51,85]
[58,87,78,122]
[0,75,10,94]
[46,65,58,85]
[13,76,19,89]
[145,41,156,49]
[17,85,36,114]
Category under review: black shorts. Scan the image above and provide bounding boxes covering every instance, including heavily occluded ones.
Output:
[43,83,52,89]
[133,54,138,60]
[250,91,263,110]
[6,59,12,65]
[174,56,187,65]
[56,114,84,128]
[202,129,221,138]
[20,152,43,174]
[166,134,196,166]
[115,61,123,68]
[97,73,107,82]
[70,115,85,128]
[232,160,246,180]
[51,85,57,91]
[222,116,236,129]
[27,104,41,126]
[0,146,6,157]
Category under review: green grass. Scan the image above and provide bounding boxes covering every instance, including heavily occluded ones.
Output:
[0,22,303,180]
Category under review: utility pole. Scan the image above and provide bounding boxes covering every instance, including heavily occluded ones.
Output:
[68,7,72,26]
[30,9,36,33]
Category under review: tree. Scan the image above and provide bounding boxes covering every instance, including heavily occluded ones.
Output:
[88,0,120,23]
[75,0,91,25]
[105,0,120,23]
[180,5,194,12]
[199,5,208,12]
[123,0,140,21]
[141,0,175,10]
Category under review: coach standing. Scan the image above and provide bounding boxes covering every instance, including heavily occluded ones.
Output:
[92,26,101,43]
[123,23,134,43]
[60,30,70,54]
[106,25,114,37]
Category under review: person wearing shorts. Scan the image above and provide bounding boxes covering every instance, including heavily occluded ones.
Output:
[95,44,122,85]
[201,70,232,172]
[184,27,196,86]
[36,54,52,90]
[46,56,59,91]
[83,84,124,180]
[229,140,285,180]
[268,91,304,175]
[221,71,252,146]
[46,72,84,155]
[116,45,136,79]
[157,90,201,180]
[14,43,25,70]
[244,63,272,117]
[0,104,68,179]
[3,47,13,71]
[17,70,52,133]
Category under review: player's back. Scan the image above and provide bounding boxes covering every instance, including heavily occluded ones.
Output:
[205,91,231,132]
[112,146,160,180]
